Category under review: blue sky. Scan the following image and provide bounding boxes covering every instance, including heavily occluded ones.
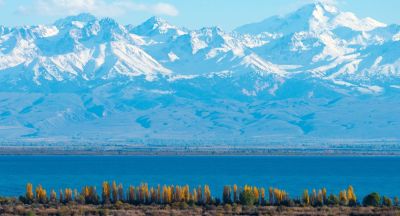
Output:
[0,0,399,31]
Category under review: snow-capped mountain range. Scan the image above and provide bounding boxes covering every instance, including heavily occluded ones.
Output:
[0,2,399,144]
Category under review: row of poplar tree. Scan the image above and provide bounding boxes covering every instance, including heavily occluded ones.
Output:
[22,182,399,207]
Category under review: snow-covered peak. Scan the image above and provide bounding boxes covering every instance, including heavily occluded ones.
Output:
[178,26,246,57]
[97,17,126,33]
[235,2,337,35]
[195,27,225,43]
[0,26,11,35]
[143,16,171,30]
[332,13,386,32]
[54,13,97,28]
[198,26,224,35]
[129,16,187,38]
[235,2,386,35]
[314,1,339,13]
[32,25,59,38]
[0,6,398,95]
[298,1,339,17]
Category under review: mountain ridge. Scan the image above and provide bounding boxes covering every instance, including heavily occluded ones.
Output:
[0,2,399,144]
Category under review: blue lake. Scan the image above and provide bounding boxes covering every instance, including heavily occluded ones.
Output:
[0,156,399,199]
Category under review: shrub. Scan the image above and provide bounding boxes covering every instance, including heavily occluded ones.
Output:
[362,192,381,207]
[239,190,256,206]
[115,200,124,209]
[179,202,189,209]
[394,197,399,207]
[382,196,392,207]
[224,204,232,212]
[19,196,30,205]
[281,199,295,207]
[214,198,221,206]
[292,198,302,206]
[27,211,35,216]
[327,194,339,206]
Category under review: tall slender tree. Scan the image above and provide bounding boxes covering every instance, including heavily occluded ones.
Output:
[118,184,124,202]
[102,181,111,204]
[322,188,327,204]
[303,189,310,206]
[50,189,57,203]
[35,185,47,204]
[25,183,34,203]
[128,186,135,204]
[339,190,348,206]
[269,187,274,205]
[204,185,212,204]
[253,187,260,205]
[111,181,118,203]
[223,186,232,204]
[260,187,266,205]
[347,186,357,206]
[233,184,238,203]
[65,188,73,203]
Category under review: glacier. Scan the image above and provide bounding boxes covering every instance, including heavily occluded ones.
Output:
[0,2,399,147]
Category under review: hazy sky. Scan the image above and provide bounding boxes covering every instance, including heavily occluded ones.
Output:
[1,0,399,31]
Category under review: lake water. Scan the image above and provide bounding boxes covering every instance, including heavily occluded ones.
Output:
[0,156,399,199]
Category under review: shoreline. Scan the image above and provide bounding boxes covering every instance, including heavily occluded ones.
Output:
[0,203,399,216]
[0,147,400,157]
[1,138,400,156]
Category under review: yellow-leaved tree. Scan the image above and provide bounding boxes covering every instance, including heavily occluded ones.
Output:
[347,186,357,206]
[102,181,110,204]
[303,189,310,206]
[25,183,34,203]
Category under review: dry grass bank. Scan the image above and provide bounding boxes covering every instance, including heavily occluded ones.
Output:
[1,203,399,216]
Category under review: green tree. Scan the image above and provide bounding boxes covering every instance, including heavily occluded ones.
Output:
[327,194,339,206]
[239,186,256,206]
[363,192,381,207]
[302,189,310,206]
